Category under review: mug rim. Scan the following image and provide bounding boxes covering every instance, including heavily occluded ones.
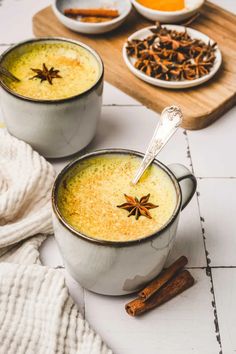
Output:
[0,37,104,104]
[52,148,182,247]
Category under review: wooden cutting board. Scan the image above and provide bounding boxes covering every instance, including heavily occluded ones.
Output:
[32,2,236,130]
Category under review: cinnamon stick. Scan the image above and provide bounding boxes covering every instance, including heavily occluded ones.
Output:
[125,270,194,317]
[64,8,119,18]
[138,256,188,301]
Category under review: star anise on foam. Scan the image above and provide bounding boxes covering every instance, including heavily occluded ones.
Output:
[30,63,62,85]
[117,194,158,220]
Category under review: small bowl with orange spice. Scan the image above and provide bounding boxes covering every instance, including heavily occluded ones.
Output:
[52,0,132,34]
[131,0,205,23]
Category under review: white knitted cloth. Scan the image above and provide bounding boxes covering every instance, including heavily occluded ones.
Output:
[0,130,112,354]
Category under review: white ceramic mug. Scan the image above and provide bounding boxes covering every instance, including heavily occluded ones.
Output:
[52,149,197,295]
[0,38,104,158]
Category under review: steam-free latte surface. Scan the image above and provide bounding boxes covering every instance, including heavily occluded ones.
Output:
[57,154,177,242]
[3,41,100,100]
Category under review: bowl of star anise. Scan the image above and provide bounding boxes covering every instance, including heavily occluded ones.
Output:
[0,37,104,158]
[123,23,222,89]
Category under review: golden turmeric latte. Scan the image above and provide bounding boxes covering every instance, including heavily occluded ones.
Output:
[3,41,100,100]
[57,154,177,242]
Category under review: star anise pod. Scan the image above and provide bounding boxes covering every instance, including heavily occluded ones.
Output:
[159,34,181,50]
[30,63,62,85]
[126,36,157,58]
[187,53,214,78]
[158,48,186,63]
[117,194,158,220]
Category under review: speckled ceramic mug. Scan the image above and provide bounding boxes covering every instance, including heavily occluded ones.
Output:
[52,149,197,296]
[0,38,104,158]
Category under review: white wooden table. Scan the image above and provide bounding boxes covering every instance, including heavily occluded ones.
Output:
[0,1,236,353]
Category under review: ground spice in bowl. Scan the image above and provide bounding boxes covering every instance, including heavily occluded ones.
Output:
[137,0,185,11]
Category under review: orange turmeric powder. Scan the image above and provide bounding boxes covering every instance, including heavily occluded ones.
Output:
[137,0,185,11]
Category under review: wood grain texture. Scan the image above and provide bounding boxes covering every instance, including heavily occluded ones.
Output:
[32,2,236,130]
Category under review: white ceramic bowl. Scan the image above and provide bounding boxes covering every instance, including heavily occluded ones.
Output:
[52,0,132,34]
[0,38,104,158]
[131,0,205,23]
[52,149,197,295]
[123,25,222,89]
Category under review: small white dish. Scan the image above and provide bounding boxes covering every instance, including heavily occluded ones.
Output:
[123,25,222,89]
[131,0,205,23]
[52,0,132,34]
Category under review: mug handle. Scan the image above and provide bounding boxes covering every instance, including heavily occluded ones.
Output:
[168,164,197,211]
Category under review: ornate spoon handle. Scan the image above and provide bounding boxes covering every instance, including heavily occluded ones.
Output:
[0,65,20,82]
[132,106,183,185]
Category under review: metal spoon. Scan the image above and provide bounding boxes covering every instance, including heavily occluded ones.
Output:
[0,65,20,82]
[132,105,183,185]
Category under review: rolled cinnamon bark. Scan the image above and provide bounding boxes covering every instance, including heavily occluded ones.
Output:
[126,270,194,316]
[138,256,188,301]
[64,8,119,18]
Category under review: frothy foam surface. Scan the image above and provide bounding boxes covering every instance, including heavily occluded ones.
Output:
[57,154,177,242]
[3,42,100,100]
